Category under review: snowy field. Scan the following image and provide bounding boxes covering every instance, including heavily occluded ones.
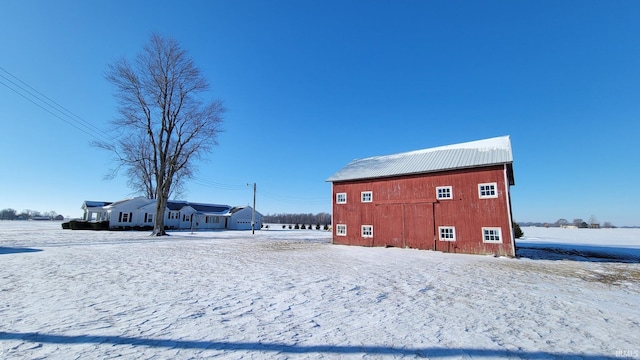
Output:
[1,222,639,359]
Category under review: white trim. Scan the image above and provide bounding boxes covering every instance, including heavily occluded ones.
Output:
[478,183,498,199]
[438,226,456,241]
[436,186,453,200]
[336,192,347,204]
[361,191,373,203]
[336,224,347,236]
[482,227,503,243]
[505,164,515,256]
[361,225,373,238]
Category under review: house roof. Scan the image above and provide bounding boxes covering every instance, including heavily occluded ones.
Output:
[326,136,514,183]
[189,203,231,214]
[82,201,113,208]
[166,201,231,214]
[167,201,188,211]
[84,197,254,215]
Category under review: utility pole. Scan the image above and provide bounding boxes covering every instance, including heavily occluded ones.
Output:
[248,182,256,234]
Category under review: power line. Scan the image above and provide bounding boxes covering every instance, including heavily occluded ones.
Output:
[192,177,328,205]
[0,66,111,143]
[192,177,247,191]
[260,189,328,205]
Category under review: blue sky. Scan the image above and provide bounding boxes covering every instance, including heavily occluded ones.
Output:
[1,0,639,226]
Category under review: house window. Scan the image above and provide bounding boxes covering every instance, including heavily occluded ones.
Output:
[436,186,453,200]
[336,224,347,236]
[439,226,456,241]
[144,213,153,223]
[168,211,179,220]
[482,227,502,243]
[479,183,498,198]
[119,212,132,223]
[361,225,373,238]
[336,193,347,204]
[183,214,191,222]
[361,191,373,203]
[205,216,219,224]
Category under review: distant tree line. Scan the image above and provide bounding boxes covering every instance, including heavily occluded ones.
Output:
[263,212,332,226]
[518,215,615,229]
[0,208,61,220]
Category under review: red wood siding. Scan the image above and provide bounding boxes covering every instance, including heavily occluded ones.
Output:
[331,165,515,256]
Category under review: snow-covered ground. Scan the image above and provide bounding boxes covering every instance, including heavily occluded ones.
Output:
[1,222,639,359]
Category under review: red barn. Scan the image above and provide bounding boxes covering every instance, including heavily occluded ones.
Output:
[326,136,516,257]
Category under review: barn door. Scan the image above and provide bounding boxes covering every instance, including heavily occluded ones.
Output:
[404,203,434,250]
[374,204,404,248]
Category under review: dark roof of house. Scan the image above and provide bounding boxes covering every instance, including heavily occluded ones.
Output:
[167,201,188,211]
[189,203,231,214]
[167,201,230,214]
[83,201,113,208]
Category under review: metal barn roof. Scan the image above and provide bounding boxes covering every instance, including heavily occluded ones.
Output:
[326,136,514,182]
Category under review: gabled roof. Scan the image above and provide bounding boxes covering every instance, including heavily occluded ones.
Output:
[103,197,151,209]
[326,136,514,183]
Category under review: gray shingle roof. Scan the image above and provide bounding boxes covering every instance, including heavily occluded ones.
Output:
[326,136,513,182]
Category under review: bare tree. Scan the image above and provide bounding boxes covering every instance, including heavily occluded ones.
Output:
[555,218,569,227]
[98,33,225,235]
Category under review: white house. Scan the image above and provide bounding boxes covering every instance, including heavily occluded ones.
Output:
[76,197,262,231]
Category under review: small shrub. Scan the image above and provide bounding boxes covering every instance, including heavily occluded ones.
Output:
[324,224,329,231]
[513,222,524,238]
[282,225,286,229]
[289,224,293,229]
[301,224,306,229]
[316,224,321,230]
[294,224,300,229]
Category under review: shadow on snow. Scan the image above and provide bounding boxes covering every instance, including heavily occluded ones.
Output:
[0,331,619,359]
[0,247,42,255]
[516,242,640,263]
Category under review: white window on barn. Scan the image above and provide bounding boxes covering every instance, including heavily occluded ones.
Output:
[436,186,453,200]
[361,225,373,238]
[439,226,456,241]
[336,193,347,204]
[478,183,498,199]
[482,227,502,243]
[336,224,347,236]
[361,191,373,203]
